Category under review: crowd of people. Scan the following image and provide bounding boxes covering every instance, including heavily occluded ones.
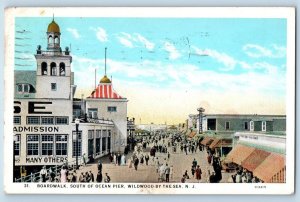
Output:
[35,131,263,184]
[231,168,262,183]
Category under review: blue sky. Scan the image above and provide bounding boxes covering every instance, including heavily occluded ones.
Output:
[14,17,287,124]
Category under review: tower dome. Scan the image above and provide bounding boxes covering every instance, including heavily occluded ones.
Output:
[100,75,111,83]
[47,19,60,33]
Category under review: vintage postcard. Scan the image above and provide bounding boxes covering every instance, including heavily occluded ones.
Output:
[4,7,295,194]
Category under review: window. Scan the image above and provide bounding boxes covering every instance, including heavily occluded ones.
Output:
[102,136,106,152]
[41,62,47,75]
[27,116,40,125]
[17,84,30,93]
[51,62,57,76]
[72,131,82,157]
[56,117,68,125]
[225,122,230,130]
[41,117,54,125]
[88,108,98,118]
[88,130,94,139]
[23,84,29,93]
[250,121,254,131]
[14,116,21,125]
[51,83,57,91]
[262,121,266,132]
[55,135,68,156]
[48,35,53,44]
[207,119,216,130]
[244,122,249,130]
[96,130,101,154]
[17,84,22,92]
[59,63,65,76]
[27,135,39,155]
[14,134,20,156]
[107,106,117,112]
[41,135,54,155]
[54,36,59,44]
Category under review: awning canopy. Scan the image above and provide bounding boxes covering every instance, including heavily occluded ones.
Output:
[253,153,286,183]
[241,149,271,172]
[188,131,196,138]
[209,138,232,149]
[201,137,215,146]
[225,144,255,165]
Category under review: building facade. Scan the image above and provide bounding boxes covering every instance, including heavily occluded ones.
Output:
[13,19,130,179]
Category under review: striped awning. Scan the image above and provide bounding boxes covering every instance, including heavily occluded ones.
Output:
[225,144,255,165]
[241,149,271,172]
[253,153,286,183]
[89,83,122,99]
[209,138,232,149]
[188,131,196,138]
[201,137,215,146]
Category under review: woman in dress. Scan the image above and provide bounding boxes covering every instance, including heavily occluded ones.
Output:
[60,166,68,183]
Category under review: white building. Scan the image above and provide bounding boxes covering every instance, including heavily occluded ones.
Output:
[13,18,129,178]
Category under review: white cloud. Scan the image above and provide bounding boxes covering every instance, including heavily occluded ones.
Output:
[66,28,80,39]
[72,54,285,95]
[164,42,180,60]
[92,27,108,42]
[116,32,155,50]
[243,44,286,58]
[117,36,134,48]
[135,34,155,50]
[193,46,237,71]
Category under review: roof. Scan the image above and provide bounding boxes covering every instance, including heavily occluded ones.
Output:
[253,153,285,183]
[190,114,286,120]
[100,75,111,83]
[14,70,36,99]
[188,131,196,138]
[225,144,255,165]
[88,82,123,99]
[200,137,215,145]
[241,149,271,172]
[47,20,60,33]
[209,138,232,149]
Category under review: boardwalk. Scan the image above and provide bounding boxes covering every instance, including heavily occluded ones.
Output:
[76,143,232,183]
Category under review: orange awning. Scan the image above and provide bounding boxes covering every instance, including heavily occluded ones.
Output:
[188,131,196,138]
[209,138,232,149]
[253,153,286,183]
[225,144,255,165]
[241,149,271,172]
[201,137,214,146]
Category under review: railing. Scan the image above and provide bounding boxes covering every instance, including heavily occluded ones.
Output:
[37,50,70,56]
[14,158,83,183]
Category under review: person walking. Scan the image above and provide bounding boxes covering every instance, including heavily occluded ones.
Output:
[96,171,103,183]
[117,153,121,166]
[195,165,202,181]
[145,153,150,165]
[134,157,139,171]
[40,166,47,182]
[165,164,170,182]
[97,160,102,172]
[82,153,87,167]
[71,172,77,182]
[89,171,95,182]
[60,166,68,183]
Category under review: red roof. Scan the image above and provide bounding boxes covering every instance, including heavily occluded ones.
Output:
[88,83,122,99]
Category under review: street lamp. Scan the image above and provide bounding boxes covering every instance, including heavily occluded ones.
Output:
[197,107,205,134]
[75,118,80,169]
